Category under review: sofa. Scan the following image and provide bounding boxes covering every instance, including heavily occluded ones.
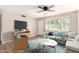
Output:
[47,31,68,44]
[65,35,79,53]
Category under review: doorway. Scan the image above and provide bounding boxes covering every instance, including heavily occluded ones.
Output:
[0,15,1,44]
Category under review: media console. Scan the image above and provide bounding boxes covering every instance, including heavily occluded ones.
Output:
[13,30,30,52]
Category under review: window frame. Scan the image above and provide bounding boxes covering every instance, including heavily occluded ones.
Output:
[45,17,70,32]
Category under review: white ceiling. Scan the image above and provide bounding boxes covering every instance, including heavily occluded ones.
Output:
[0,5,79,18]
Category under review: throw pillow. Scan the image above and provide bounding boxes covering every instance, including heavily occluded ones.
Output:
[16,34,21,40]
[48,32,53,36]
[53,32,64,37]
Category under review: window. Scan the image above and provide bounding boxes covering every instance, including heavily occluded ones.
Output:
[45,18,70,31]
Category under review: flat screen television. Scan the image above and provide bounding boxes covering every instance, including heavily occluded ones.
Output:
[15,20,27,31]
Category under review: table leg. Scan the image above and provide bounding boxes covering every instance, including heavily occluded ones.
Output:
[54,46,56,53]
[43,45,45,52]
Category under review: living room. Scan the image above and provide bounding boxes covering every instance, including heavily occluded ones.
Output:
[0,5,79,53]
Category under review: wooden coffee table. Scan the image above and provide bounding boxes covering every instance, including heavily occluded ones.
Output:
[41,38,57,53]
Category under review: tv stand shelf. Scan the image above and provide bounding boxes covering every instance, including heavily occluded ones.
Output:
[14,30,30,39]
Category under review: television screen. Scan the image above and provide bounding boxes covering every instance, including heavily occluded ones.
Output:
[15,20,27,30]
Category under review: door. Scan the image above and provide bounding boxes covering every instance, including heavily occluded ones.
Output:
[0,15,1,44]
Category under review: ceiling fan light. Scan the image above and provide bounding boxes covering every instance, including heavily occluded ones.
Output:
[21,15,26,17]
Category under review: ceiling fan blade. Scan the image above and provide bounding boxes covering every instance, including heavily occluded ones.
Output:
[48,5,55,9]
[47,10,55,12]
[38,5,43,9]
[37,10,44,13]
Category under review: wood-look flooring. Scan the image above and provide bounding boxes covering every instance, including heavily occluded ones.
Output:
[0,35,41,53]
[0,42,25,53]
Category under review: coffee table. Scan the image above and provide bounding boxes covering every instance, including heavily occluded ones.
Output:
[41,38,57,53]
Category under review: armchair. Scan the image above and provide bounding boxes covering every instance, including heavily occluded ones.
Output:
[65,35,79,53]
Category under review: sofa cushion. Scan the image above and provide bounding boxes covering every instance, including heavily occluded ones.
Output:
[53,32,64,37]
[66,40,79,52]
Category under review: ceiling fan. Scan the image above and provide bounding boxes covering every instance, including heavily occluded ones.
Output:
[37,5,55,13]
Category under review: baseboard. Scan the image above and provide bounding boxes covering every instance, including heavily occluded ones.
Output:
[2,40,13,44]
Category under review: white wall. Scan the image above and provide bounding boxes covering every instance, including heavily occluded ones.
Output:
[38,20,45,35]
[1,9,38,44]
[77,10,79,34]
[26,16,38,37]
